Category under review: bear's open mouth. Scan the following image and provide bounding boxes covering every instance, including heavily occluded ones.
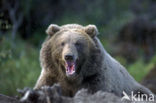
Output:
[65,61,76,75]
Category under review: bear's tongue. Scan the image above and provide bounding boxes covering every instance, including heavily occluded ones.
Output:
[65,61,75,75]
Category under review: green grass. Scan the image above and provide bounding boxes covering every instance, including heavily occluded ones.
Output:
[114,53,156,82]
[127,56,156,82]
[0,36,40,96]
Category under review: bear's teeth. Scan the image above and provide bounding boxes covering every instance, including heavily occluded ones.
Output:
[66,64,75,75]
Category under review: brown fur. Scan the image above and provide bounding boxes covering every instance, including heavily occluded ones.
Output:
[35,24,154,98]
[35,24,102,96]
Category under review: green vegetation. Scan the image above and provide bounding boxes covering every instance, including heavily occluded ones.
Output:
[0,36,40,96]
[127,56,156,82]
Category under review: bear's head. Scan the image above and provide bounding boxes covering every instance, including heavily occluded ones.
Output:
[41,24,101,81]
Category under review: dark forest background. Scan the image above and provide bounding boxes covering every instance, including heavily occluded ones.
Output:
[0,0,156,96]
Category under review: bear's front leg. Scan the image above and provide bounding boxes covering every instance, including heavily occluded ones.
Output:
[34,69,57,89]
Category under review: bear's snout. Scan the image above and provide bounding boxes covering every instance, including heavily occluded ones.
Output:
[62,48,78,76]
[64,54,77,76]
[62,44,78,62]
[64,54,74,61]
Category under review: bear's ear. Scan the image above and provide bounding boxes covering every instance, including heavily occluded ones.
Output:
[84,25,99,38]
[46,24,60,36]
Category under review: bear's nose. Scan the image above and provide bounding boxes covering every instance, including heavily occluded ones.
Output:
[65,55,74,61]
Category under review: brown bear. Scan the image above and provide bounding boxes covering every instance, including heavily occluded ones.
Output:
[34,24,154,97]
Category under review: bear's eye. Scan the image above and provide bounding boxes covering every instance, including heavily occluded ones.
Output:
[61,42,65,46]
[75,42,81,48]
